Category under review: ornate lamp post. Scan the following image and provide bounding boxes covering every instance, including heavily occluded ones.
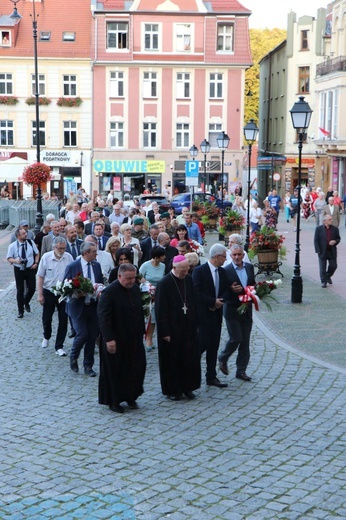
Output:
[243,119,259,252]
[216,131,230,213]
[290,96,313,303]
[189,144,198,211]
[200,139,210,195]
[10,0,43,234]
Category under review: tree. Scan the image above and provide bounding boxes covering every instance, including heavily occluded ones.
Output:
[245,28,287,126]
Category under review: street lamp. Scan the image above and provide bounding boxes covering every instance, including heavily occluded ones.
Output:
[290,96,313,303]
[243,119,259,252]
[200,139,210,195]
[10,0,43,235]
[216,131,230,213]
[189,144,198,211]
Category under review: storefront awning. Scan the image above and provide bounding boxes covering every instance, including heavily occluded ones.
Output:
[0,156,29,182]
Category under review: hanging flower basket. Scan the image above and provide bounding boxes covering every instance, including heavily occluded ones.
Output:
[0,96,19,105]
[25,96,52,106]
[248,225,286,261]
[20,162,52,186]
[57,97,83,107]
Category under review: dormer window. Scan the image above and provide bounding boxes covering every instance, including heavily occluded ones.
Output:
[1,31,11,47]
[40,31,51,41]
[62,32,75,42]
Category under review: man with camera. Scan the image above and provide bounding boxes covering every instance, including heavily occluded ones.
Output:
[7,228,40,318]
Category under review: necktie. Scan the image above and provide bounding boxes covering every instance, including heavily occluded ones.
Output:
[153,240,157,247]
[71,243,77,260]
[98,238,102,250]
[21,243,26,260]
[215,268,219,298]
[87,262,92,279]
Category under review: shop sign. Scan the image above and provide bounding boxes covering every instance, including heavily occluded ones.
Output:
[286,157,315,167]
[93,159,165,174]
[41,150,71,163]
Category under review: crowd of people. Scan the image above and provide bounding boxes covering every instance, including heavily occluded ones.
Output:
[6,190,258,414]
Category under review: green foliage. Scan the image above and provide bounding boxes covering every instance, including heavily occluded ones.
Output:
[244,28,287,126]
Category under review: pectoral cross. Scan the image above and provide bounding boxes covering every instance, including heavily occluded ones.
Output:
[182,303,188,314]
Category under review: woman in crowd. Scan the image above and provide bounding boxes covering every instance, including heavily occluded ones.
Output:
[170,224,190,248]
[313,191,326,226]
[139,246,166,351]
[249,200,262,233]
[105,236,122,267]
[263,199,277,229]
[108,247,133,284]
[302,190,314,220]
[119,223,142,267]
[284,191,291,223]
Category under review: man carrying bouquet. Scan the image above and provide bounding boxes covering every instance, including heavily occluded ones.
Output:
[219,244,255,382]
[64,242,103,377]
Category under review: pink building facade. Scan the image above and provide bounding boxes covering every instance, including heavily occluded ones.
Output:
[91,0,252,198]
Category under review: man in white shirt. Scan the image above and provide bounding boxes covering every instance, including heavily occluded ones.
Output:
[37,237,73,356]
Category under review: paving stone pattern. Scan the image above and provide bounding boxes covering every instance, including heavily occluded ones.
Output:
[0,226,345,519]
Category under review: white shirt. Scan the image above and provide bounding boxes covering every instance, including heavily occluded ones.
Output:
[80,256,95,284]
[37,251,73,289]
[7,239,39,268]
[96,250,113,279]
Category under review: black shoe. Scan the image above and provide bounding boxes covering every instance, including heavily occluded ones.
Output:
[236,371,252,381]
[327,277,333,285]
[17,312,24,319]
[109,404,124,413]
[84,368,97,377]
[321,282,327,288]
[68,331,76,338]
[207,377,228,388]
[184,391,196,400]
[24,303,31,313]
[218,360,229,376]
[167,394,182,401]
[70,358,79,373]
[127,401,139,409]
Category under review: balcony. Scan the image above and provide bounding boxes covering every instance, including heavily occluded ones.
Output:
[316,56,346,77]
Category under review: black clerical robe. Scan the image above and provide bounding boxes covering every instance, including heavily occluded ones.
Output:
[155,272,200,396]
[97,280,146,406]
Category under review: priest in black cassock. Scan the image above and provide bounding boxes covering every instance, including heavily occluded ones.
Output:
[155,255,201,401]
[97,263,146,413]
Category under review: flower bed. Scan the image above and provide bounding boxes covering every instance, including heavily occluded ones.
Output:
[0,96,19,105]
[57,97,83,107]
[25,96,51,106]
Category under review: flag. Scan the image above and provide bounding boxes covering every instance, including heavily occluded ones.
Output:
[319,127,330,136]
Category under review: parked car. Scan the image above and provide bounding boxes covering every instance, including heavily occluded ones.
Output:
[170,192,232,214]
[138,194,170,211]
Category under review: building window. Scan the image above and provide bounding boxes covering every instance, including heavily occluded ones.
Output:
[144,24,159,51]
[208,123,222,147]
[175,24,191,52]
[176,123,190,148]
[107,22,129,50]
[63,121,77,147]
[176,73,190,98]
[143,122,157,148]
[143,72,157,98]
[110,121,124,148]
[63,32,75,42]
[31,74,46,96]
[1,31,11,46]
[301,30,309,51]
[63,75,77,96]
[0,73,13,94]
[209,73,223,98]
[40,31,51,41]
[217,24,234,52]
[0,120,14,146]
[110,71,124,97]
[298,67,310,93]
[32,120,46,147]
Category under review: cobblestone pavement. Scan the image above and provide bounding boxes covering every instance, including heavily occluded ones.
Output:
[0,226,345,519]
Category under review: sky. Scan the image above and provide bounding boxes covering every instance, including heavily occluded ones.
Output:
[243,0,329,29]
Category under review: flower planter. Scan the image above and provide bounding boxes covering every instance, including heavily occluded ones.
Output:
[257,249,279,265]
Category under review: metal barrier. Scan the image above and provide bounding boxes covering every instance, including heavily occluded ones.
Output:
[4,200,61,228]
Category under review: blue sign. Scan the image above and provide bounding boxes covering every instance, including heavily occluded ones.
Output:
[185,160,199,186]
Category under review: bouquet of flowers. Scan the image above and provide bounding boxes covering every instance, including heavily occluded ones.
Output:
[139,281,156,319]
[237,279,282,315]
[190,240,205,257]
[51,274,97,303]
[21,162,52,186]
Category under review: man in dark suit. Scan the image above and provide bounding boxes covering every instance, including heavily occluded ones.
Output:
[140,224,160,265]
[314,214,341,288]
[84,212,101,235]
[64,224,84,260]
[64,241,103,377]
[219,244,256,382]
[157,232,178,274]
[192,243,228,388]
[93,223,109,251]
